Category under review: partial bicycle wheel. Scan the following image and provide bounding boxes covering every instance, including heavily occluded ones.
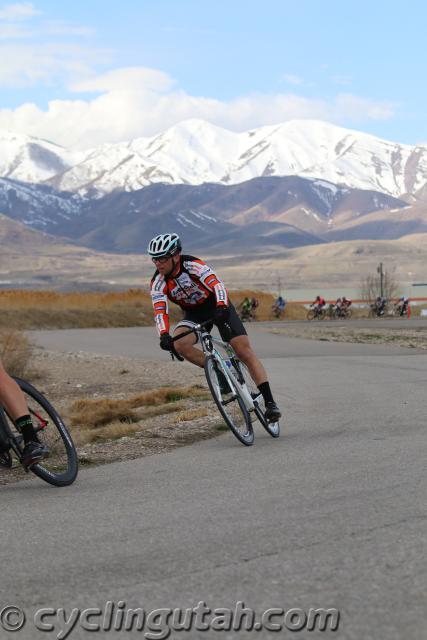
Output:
[204,356,254,446]
[13,377,78,486]
[306,309,316,321]
[237,361,280,438]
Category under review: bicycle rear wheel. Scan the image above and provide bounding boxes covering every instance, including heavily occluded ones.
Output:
[238,362,280,438]
[205,356,254,446]
[12,378,78,486]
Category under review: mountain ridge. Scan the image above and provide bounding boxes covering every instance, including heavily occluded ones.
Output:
[2,119,427,199]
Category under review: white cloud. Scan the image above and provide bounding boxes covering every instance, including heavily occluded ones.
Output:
[0,43,111,87]
[0,66,397,149]
[0,3,97,84]
[0,2,40,20]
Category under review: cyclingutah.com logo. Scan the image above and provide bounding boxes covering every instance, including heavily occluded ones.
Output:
[1,601,340,639]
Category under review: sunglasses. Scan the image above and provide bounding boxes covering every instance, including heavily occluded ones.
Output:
[152,255,172,264]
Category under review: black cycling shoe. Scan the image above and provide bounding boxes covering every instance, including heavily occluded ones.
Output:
[264,401,281,423]
[21,441,49,470]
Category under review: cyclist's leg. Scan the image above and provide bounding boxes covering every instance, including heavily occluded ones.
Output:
[229,335,267,385]
[217,306,280,418]
[173,321,206,367]
[216,304,268,386]
[0,359,29,420]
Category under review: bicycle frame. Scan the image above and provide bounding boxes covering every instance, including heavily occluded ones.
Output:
[172,321,256,413]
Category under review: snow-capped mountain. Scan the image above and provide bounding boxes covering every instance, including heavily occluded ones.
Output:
[43,119,427,198]
[2,120,427,199]
[0,129,85,184]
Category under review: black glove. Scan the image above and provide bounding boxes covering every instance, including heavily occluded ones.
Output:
[214,305,230,324]
[159,332,174,351]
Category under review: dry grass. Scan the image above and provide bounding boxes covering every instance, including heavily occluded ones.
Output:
[174,407,208,422]
[2,287,422,330]
[0,287,308,329]
[68,385,209,445]
[0,288,181,329]
[0,329,35,377]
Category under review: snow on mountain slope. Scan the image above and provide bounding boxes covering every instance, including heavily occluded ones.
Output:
[3,120,427,199]
[0,129,85,184]
[0,177,84,228]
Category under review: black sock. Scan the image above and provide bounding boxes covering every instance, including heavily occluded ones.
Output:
[15,414,36,444]
[257,381,274,405]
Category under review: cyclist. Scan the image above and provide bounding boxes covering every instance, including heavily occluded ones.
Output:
[342,296,352,311]
[273,295,286,317]
[0,360,49,467]
[376,296,387,316]
[239,297,253,321]
[148,233,281,423]
[396,296,409,316]
[250,297,260,319]
[312,295,326,316]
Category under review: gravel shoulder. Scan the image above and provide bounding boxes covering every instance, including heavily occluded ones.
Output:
[1,347,225,486]
[269,323,427,349]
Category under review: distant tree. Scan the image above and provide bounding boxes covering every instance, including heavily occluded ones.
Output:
[360,266,400,302]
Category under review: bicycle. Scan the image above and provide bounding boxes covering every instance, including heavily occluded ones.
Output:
[334,305,353,320]
[306,305,326,321]
[0,377,78,486]
[271,304,285,320]
[171,320,280,446]
[238,305,255,323]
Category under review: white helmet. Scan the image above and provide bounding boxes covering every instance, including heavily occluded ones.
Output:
[147,233,182,258]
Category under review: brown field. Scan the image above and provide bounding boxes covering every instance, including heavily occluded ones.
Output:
[0,288,425,331]
[0,288,302,328]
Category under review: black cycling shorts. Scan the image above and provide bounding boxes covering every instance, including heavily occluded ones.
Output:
[175,300,247,343]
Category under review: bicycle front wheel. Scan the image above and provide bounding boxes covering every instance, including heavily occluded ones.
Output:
[204,356,254,446]
[13,378,78,486]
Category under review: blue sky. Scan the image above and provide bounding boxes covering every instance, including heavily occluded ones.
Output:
[0,0,425,148]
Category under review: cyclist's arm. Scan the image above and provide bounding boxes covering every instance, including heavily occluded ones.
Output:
[151,274,170,335]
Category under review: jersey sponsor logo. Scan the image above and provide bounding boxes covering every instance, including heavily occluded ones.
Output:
[214,284,228,304]
[152,293,165,302]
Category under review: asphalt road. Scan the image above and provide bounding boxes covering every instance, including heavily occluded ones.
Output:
[1,323,426,640]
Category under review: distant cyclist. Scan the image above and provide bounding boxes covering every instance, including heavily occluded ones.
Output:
[396,296,409,316]
[312,295,326,316]
[148,233,281,423]
[273,295,286,318]
[375,296,388,316]
[239,297,253,321]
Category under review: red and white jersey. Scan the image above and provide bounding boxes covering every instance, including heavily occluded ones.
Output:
[150,255,228,335]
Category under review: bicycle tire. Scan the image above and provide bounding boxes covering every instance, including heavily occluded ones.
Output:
[306,309,315,321]
[204,356,254,446]
[13,378,78,486]
[237,362,280,438]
